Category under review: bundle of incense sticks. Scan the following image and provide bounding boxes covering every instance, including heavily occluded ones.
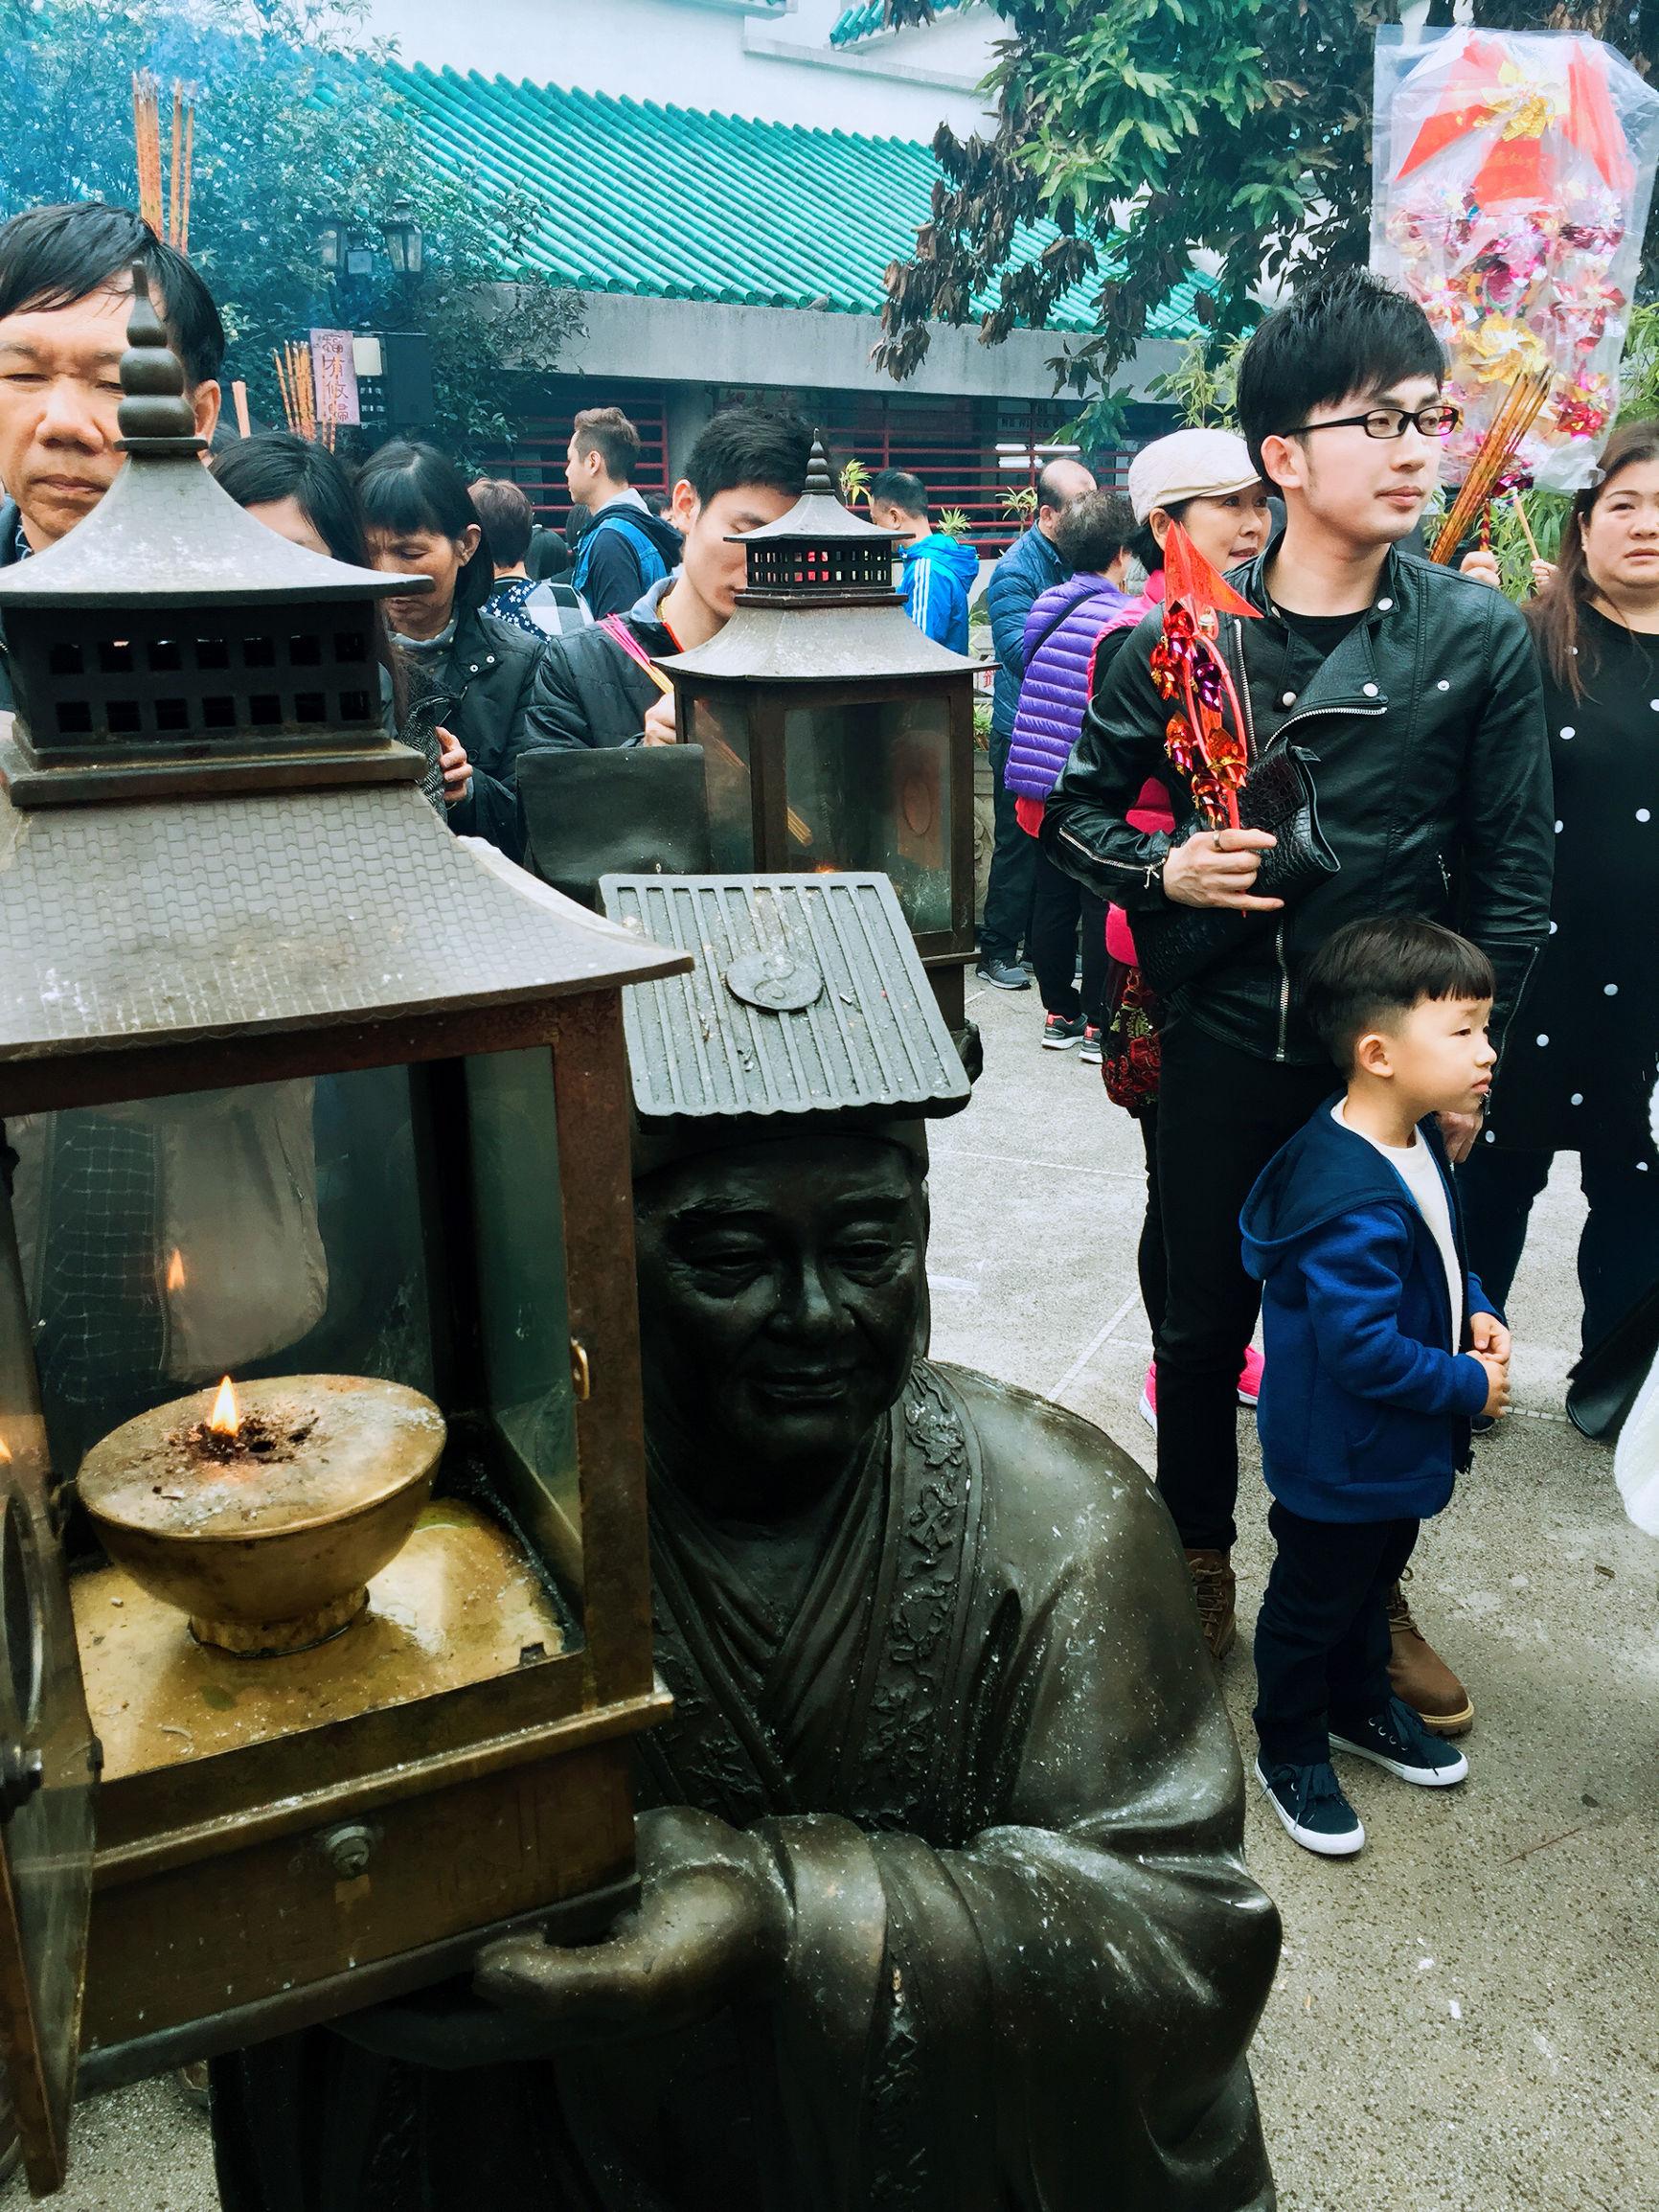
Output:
[272,341,316,441]
[1430,371,1552,564]
[131,73,194,250]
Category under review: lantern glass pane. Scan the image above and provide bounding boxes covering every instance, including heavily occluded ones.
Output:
[10,1067,435,1476]
[688,695,755,871]
[463,1046,580,1579]
[782,697,952,933]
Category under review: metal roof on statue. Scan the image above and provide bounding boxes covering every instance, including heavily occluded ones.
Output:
[656,435,986,682]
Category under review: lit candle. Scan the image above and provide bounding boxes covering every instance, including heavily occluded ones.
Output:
[79,1374,445,1656]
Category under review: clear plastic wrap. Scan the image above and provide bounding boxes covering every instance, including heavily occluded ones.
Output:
[1372,27,1659,492]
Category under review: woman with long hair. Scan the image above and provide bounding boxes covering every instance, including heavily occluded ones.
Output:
[356,440,547,859]
[1461,421,1659,1394]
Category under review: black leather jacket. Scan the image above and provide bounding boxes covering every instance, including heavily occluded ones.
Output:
[1042,537,1554,1064]
[402,602,547,862]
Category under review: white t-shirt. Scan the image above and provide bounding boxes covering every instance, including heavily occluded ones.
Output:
[1333,1103,1463,1350]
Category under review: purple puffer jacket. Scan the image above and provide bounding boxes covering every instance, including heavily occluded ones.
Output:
[1003,573,1135,801]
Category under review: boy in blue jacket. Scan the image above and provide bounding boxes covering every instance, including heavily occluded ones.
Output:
[1240,916,1512,1857]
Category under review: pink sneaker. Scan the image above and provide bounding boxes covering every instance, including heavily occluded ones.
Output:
[1237,1347,1264,1407]
[1140,1351,1262,1431]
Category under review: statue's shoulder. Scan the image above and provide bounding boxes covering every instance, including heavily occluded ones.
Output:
[927,1360,1165,1545]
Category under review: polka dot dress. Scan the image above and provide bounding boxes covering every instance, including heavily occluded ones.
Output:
[1488,609,1659,1163]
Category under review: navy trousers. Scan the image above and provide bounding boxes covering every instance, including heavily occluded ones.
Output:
[1253,1503,1420,1767]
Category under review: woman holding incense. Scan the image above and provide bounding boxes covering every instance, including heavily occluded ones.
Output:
[358,441,548,860]
[1461,422,1659,1380]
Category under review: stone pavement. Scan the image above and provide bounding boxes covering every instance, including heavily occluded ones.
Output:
[11,974,1657,2210]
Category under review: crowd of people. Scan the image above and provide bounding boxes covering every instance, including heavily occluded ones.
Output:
[1,191,1654,1882]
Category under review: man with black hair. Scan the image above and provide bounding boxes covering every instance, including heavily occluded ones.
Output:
[0,200,223,699]
[1045,271,1552,1722]
[564,404,684,620]
[525,407,811,751]
[869,467,978,653]
[978,455,1096,991]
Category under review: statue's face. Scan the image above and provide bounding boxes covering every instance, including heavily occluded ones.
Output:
[634,1134,926,1501]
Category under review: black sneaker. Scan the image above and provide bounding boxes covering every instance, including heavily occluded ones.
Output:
[975,955,1031,991]
[1330,1695,1469,1788]
[1041,1012,1087,1050]
[1254,1758,1364,1858]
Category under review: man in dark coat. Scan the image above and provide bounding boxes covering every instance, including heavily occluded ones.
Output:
[524,408,810,751]
[210,876,1280,2212]
[0,200,224,702]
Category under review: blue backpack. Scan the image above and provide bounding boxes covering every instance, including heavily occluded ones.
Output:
[572,512,670,599]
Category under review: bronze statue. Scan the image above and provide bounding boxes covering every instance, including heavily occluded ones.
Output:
[212,876,1279,2211]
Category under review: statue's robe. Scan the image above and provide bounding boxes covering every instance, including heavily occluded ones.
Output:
[212,1361,1280,2211]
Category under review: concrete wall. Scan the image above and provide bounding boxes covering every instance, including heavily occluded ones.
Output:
[507,289,1181,412]
[364,0,997,135]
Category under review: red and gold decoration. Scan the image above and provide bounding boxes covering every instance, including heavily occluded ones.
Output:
[1149,524,1260,831]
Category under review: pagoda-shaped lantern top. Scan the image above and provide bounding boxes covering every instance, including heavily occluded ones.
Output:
[659,436,983,1029]
[0,266,424,808]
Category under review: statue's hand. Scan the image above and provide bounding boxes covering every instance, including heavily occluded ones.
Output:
[473,1807,790,2044]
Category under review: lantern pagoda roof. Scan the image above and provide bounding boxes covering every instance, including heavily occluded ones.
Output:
[0,282,420,612]
[657,435,984,683]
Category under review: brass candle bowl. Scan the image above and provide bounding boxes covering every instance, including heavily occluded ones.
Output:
[78,1375,446,1656]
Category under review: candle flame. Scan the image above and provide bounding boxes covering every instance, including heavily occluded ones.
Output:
[165,1246,186,1292]
[0,1436,10,1464]
[207,1375,240,1437]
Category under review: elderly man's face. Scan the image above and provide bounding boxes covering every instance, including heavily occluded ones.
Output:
[0,281,218,548]
[633,1134,927,1504]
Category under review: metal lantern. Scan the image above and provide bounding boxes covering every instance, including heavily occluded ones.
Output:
[380,194,423,279]
[315,213,346,275]
[0,278,686,2195]
[659,439,982,1030]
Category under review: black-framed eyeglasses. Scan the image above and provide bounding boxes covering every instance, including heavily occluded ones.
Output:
[1285,402,1463,442]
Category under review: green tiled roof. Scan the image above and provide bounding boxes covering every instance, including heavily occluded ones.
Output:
[830,0,970,48]
[391,66,1209,340]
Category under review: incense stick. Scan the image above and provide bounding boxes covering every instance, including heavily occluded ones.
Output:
[131,73,163,236]
[177,96,193,255]
[231,379,251,439]
[1511,491,1541,562]
[168,84,182,254]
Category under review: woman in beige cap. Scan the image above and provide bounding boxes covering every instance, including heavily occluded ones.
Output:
[1094,429,1272,1428]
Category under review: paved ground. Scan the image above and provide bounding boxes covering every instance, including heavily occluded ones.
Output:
[15,975,1657,2209]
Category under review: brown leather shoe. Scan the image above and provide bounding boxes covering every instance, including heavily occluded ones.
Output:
[1185,1547,1237,1660]
[1386,1573,1473,1737]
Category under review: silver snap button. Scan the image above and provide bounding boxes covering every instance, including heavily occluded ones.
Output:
[1280,691,1296,707]
[1376,596,1394,611]
[1362,682,1379,697]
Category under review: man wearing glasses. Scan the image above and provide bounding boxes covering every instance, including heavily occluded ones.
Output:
[1045,270,1552,1725]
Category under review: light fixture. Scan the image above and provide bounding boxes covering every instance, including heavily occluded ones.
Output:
[380,195,423,279]
[315,215,346,274]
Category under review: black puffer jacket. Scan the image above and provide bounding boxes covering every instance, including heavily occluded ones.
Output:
[522,578,673,752]
[400,602,547,861]
[1042,538,1554,1064]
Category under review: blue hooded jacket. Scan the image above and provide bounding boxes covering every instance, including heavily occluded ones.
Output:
[897,531,979,655]
[1240,1102,1499,1522]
